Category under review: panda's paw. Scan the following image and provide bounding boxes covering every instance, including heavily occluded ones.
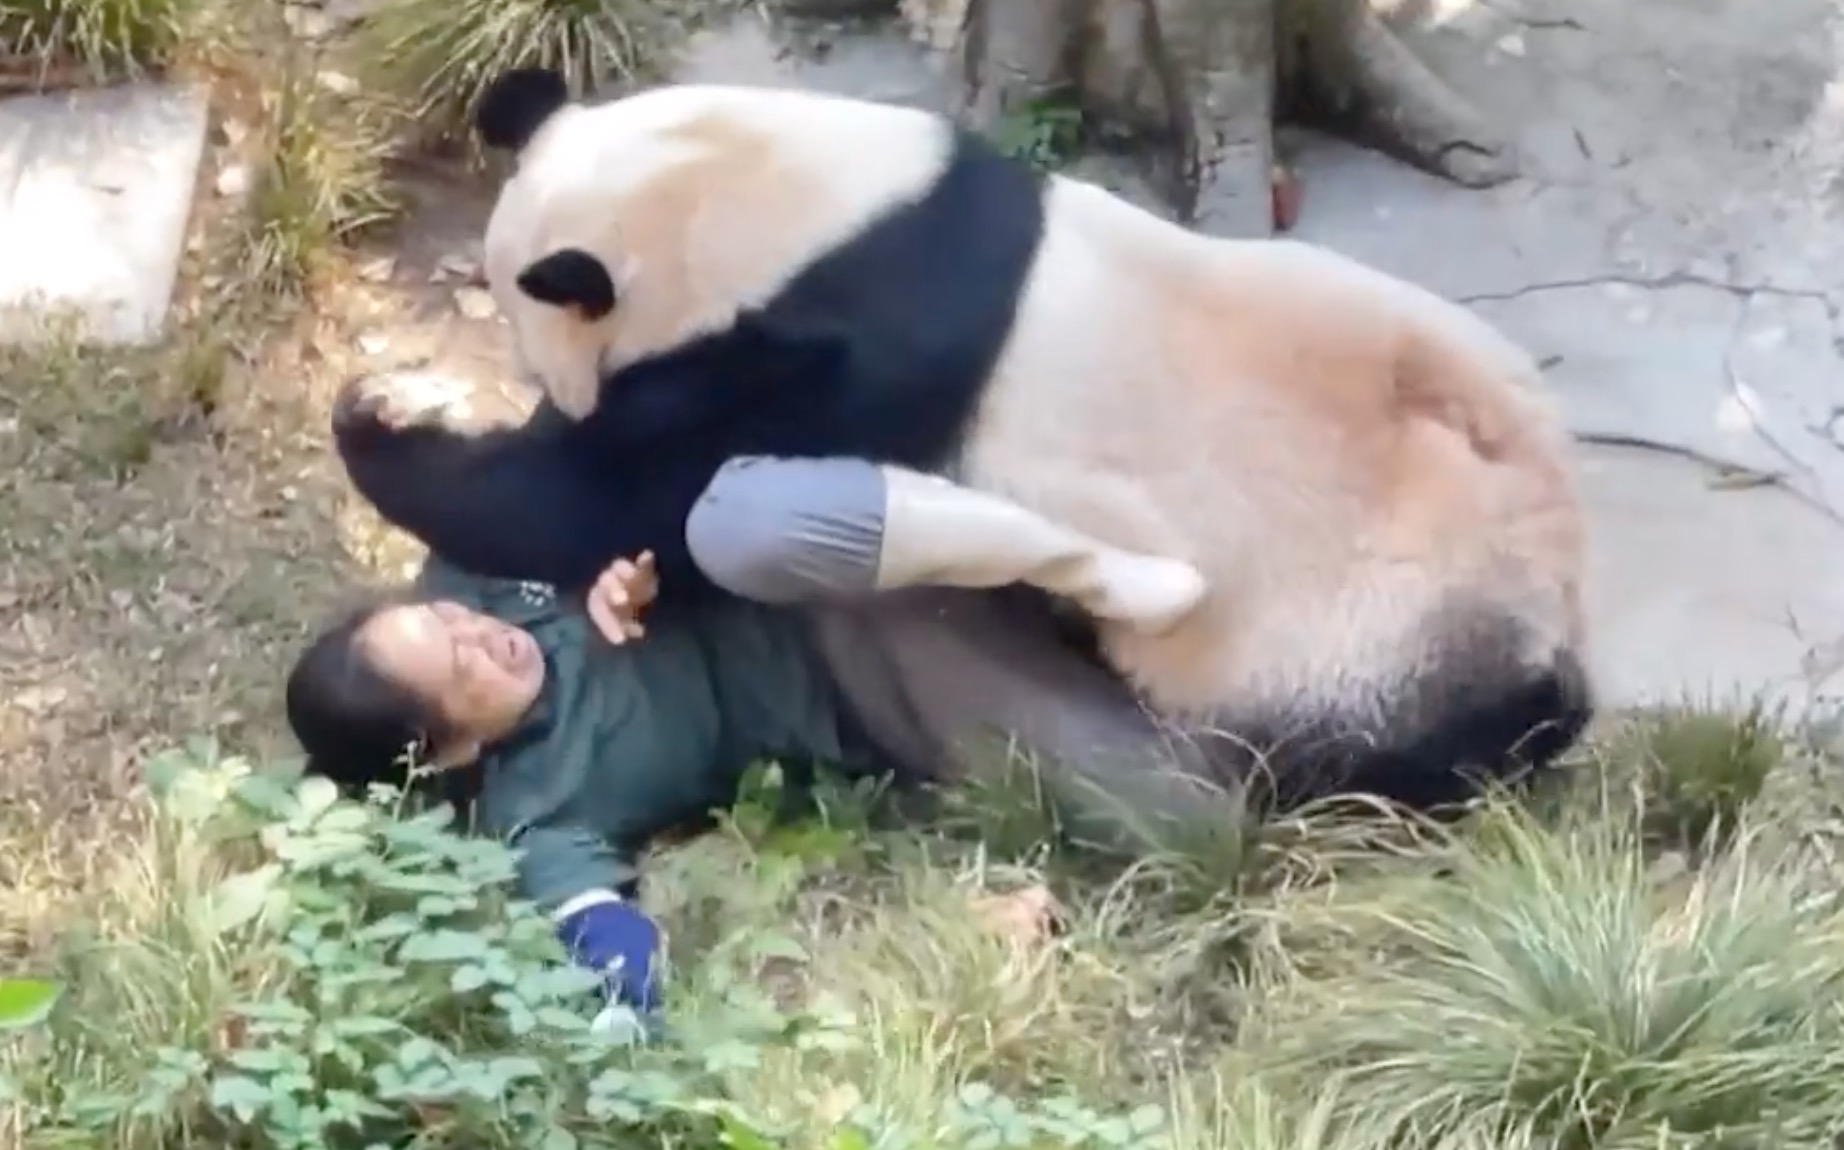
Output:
[335,370,476,435]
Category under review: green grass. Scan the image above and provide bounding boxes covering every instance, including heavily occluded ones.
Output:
[992,95,1086,172]
[1595,697,1789,852]
[1247,800,1844,1147]
[6,721,1844,1150]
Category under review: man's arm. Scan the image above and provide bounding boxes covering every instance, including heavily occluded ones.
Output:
[512,825,663,1018]
[330,377,721,597]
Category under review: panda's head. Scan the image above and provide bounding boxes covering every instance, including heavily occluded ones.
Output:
[474,68,780,421]
[474,67,955,421]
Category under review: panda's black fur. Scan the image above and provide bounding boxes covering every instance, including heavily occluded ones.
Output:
[338,67,1046,602]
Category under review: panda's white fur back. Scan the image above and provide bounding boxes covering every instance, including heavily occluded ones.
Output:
[964,177,1585,715]
[484,80,1589,731]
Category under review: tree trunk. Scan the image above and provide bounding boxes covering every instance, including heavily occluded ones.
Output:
[1281,0,1519,190]
[896,0,1518,236]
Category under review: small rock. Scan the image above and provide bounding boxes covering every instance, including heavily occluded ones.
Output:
[454,287,498,320]
[282,4,333,38]
[13,685,69,715]
[357,256,397,283]
[356,331,391,355]
[1494,31,1526,57]
[970,884,1062,945]
[1648,849,1689,885]
[315,70,359,97]
[215,163,251,198]
[435,251,483,283]
[813,1082,864,1126]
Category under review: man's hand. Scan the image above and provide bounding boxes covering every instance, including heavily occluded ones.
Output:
[587,551,659,646]
[554,889,664,1023]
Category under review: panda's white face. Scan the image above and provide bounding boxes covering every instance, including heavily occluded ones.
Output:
[479,82,960,424]
[481,91,739,420]
[482,184,610,419]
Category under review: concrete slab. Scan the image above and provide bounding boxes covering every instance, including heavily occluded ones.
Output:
[0,82,211,345]
[673,16,956,111]
[1581,444,1844,712]
[1264,0,1844,711]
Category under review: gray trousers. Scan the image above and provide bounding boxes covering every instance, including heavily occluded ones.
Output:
[686,457,1230,849]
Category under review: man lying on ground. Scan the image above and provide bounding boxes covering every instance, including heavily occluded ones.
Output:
[285,372,1231,1029]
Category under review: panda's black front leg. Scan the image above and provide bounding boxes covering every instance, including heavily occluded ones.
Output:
[331,379,725,599]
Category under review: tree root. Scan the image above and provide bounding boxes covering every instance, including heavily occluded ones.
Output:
[1300,2,1519,188]
[1147,0,1279,235]
[892,0,1518,213]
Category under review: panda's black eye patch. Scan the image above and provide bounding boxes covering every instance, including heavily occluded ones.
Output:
[516,248,618,320]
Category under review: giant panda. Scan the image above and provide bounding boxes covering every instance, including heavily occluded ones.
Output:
[336,65,1593,809]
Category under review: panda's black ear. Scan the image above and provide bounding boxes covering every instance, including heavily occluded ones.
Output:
[516,249,618,320]
[475,68,571,153]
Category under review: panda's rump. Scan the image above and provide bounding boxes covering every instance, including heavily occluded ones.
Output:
[960,197,1582,729]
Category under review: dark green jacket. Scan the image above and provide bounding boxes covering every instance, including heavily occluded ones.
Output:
[417,561,861,910]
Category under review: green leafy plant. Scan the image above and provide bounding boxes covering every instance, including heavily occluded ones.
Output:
[0,980,61,1031]
[19,742,1185,1150]
[993,97,1085,172]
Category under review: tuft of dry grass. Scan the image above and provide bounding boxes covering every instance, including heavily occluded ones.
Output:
[0,0,207,88]
[230,66,403,302]
[1585,696,1789,852]
[1241,799,1844,1148]
[350,0,680,147]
